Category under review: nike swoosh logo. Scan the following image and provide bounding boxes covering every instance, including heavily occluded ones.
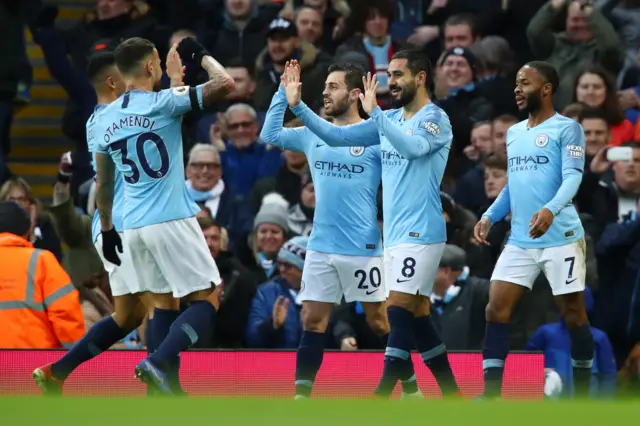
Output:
[565,278,577,285]
[366,289,379,295]
[396,279,410,283]
[316,144,323,147]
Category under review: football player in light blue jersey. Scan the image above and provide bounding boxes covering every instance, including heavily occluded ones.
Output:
[93,37,234,395]
[261,61,419,399]
[286,51,460,397]
[32,50,151,394]
[474,61,593,399]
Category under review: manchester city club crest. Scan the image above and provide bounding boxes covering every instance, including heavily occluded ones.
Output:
[535,133,549,147]
[350,146,365,156]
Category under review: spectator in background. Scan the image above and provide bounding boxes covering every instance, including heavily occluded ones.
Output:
[437,47,493,175]
[442,13,481,51]
[286,172,314,236]
[594,195,640,366]
[491,114,518,154]
[281,0,348,54]
[455,121,493,215]
[185,144,249,240]
[0,201,85,349]
[336,0,406,109]
[217,103,284,199]
[196,59,260,144]
[575,108,611,215]
[238,196,291,284]
[572,66,634,146]
[206,0,269,69]
[526,0,624,109]
[590,141,640,237]
[251,119,309,214]
[466,154,510,278]
[526,286,617,398]
[430,245,490,350]
[245,236,308,349]
[295,6,325,50]
[199,217,257,348]
[253,17,332,113]
[0,178,62,262]
[470,35,520,117]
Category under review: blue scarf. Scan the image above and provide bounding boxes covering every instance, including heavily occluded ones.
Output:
[187,186,214,203]
[449,82,476,97]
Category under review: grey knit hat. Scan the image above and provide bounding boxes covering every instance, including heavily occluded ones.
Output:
[254,196,289,233]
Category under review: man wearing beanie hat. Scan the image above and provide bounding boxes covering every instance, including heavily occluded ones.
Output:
[0,201,85,349]
[246,236,308,349]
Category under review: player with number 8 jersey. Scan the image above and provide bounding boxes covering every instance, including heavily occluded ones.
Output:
[93,36,235,395]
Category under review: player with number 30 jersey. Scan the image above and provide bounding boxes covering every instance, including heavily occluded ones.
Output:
[93,36,234,395]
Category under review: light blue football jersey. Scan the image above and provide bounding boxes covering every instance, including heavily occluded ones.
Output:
[291,101,452,247]
[87,104,125,241]
[94,86,203,229]
[261,88,382,256]
[485,113,585,248]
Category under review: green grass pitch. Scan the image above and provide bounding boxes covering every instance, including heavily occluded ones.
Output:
[0,397,635,426]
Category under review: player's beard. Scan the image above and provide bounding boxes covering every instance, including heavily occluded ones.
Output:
[523,89,543,114]
[390,81,418,108]
[325,96,350,118]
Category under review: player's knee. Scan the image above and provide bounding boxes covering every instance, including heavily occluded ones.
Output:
[485,300,511,323]
[301,305,330,333]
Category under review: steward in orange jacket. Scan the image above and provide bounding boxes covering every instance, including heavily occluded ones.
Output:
[0,201,85,348]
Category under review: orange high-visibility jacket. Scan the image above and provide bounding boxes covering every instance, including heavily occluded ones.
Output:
[0,233,85,348]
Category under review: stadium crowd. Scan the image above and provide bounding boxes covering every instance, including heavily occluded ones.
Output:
[0,0,639,395]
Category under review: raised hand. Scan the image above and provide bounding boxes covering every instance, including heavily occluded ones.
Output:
[358,72,379,114]
[272,295,290,329]
[166,43,186,85]
[282,60,302,107]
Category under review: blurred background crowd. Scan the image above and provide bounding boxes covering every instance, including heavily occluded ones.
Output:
[0,0,639,397]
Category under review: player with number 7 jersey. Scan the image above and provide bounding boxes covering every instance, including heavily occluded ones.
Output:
[93,36,235,395]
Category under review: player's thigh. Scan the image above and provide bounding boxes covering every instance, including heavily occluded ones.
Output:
[141,218,220,299]
[334,254,385,303]
[124,228,172,296]
[385,243,444,298]
[490,244,542,291]
[540,239,587,297]
[299,250,342,304]
[360,301,389,335]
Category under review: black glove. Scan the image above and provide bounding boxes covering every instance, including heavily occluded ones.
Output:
[101,228,123,266]
[176,37,209,67]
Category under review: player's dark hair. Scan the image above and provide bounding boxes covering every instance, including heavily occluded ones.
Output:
[327,62,365,92]
[86,51,116,86]
[525,61,559,94]
[579,107,608,124]
[114,37,156,76]
[444,13,479,37]
[391,49,434,95]
[484,152,507,171]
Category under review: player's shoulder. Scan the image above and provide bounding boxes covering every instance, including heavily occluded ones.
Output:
[553,114,583,136]
[415,103,451,136]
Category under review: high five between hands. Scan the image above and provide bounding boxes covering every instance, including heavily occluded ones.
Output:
[282,60,379,113]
